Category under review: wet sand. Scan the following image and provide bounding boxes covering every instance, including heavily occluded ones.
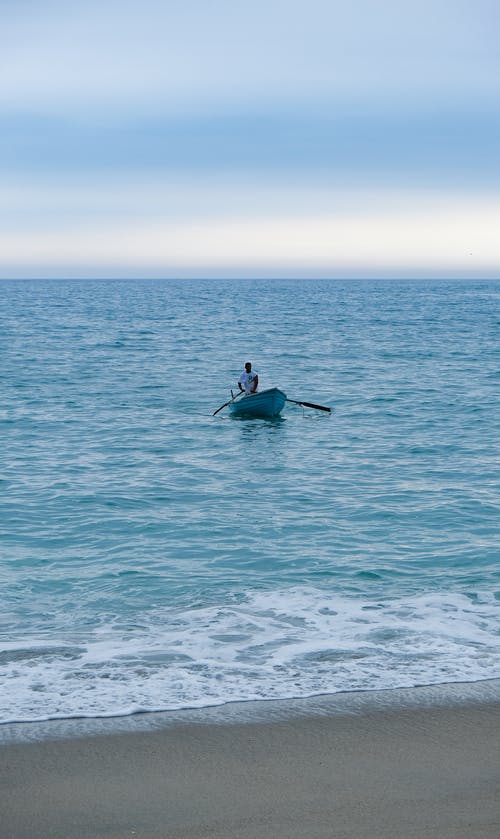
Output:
[2,700,500,838]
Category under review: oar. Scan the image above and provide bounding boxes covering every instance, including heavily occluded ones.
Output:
[212,389,245,416]
[286,397,331,413]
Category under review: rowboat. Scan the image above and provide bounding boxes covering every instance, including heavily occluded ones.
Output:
[230,387,287,418]
[213,388,330,418]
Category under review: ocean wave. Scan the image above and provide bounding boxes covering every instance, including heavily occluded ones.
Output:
[1,587,499,724]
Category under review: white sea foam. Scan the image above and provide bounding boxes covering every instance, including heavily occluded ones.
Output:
[1,587,499,724]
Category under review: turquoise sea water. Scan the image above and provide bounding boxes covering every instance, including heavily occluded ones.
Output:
[1,278,499,724]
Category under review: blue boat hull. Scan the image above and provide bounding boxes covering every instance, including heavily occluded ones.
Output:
[230,388,287,418]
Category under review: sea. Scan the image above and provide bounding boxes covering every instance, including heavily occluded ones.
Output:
[1,278,499,733]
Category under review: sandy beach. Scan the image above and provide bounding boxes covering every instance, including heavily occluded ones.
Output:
[2,697,500,839]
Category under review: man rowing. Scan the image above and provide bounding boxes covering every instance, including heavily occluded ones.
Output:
[238,361,259,395]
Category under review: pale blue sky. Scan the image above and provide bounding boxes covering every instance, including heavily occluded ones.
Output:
[1,0,499,277]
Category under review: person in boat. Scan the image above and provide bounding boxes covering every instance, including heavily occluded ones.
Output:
[238,362,259,395]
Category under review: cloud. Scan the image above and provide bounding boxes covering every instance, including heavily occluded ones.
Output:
[1,0,498,278]
[1,188,498,278]
[1,106,499,200]
[1,0,499,111]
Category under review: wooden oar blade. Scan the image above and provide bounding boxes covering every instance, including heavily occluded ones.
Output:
[299,400,331,412]
[212,401,229,416]
[286,397,331,412]
[213,390,244,415]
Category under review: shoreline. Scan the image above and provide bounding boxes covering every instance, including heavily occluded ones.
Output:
[2,681,500,838]
[2,676,500,745]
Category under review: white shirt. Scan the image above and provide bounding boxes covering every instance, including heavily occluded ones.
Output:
[238,370,258,394]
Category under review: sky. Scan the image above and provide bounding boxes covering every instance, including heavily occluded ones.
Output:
[1,0,499,278]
